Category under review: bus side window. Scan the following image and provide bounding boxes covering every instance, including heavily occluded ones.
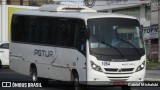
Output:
[67,19,77,47]
[68,20,85,50]
[27,16,40,43]
[41,17,50,44]
[12,15,26,42]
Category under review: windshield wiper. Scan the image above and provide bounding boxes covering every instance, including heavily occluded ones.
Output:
[100,41,124,58]
[113,27,141,56]
[118,38,142,56]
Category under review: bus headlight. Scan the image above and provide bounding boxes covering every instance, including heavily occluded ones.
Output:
[136,61,145,72]
[90,61,103,72]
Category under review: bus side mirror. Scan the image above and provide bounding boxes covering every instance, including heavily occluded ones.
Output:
[80,27,89,39]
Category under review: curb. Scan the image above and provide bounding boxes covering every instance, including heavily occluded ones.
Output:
[145,78,160,82]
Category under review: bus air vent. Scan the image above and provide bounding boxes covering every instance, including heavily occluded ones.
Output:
[39,4,97,12]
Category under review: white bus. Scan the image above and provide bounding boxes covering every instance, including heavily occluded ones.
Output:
[10,5,146,90]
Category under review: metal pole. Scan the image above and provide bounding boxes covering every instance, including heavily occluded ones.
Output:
[0,1,1,41]
[1,0,6,41]
[158,0,160,62]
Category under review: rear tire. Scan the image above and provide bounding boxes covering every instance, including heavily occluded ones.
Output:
[31,67,49,86]
[31,68,38,82]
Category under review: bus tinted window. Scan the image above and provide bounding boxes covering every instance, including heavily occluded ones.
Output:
[12,15,26,42]
[11,15,84,48]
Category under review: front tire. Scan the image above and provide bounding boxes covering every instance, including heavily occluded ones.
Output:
[0,60,2,69]
[71,72,81,90]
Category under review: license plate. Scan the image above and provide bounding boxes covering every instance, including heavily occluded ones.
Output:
[114,81,125,86]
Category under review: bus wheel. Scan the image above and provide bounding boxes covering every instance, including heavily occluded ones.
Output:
[31,68,38,82]
[0,60,2,69]
[31,67,49,86]
[71,72,81,90]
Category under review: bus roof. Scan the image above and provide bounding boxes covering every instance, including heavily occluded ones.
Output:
[13,9,138,21]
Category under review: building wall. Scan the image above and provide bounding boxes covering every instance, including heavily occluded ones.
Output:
[91,0,151,27]
[112,7,140,19]
[6,0,54,6]
[151,0,159,25]
[8,0,29,5]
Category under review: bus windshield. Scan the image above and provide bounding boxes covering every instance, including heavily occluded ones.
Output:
[88,18,144,58]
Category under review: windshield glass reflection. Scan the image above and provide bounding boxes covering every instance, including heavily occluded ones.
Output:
[88,18,144,49]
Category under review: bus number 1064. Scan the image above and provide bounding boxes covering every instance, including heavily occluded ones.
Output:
[102,61,110,66]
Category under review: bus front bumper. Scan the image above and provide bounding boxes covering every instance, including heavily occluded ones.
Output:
[85,68,145,86]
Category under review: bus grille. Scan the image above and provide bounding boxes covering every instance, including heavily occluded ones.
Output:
[107,76,130,81]
[104,68,134,72]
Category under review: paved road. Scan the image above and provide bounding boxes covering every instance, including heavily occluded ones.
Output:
[145,70,160,79]
[0,67,160,90]
[144,69,160,81]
